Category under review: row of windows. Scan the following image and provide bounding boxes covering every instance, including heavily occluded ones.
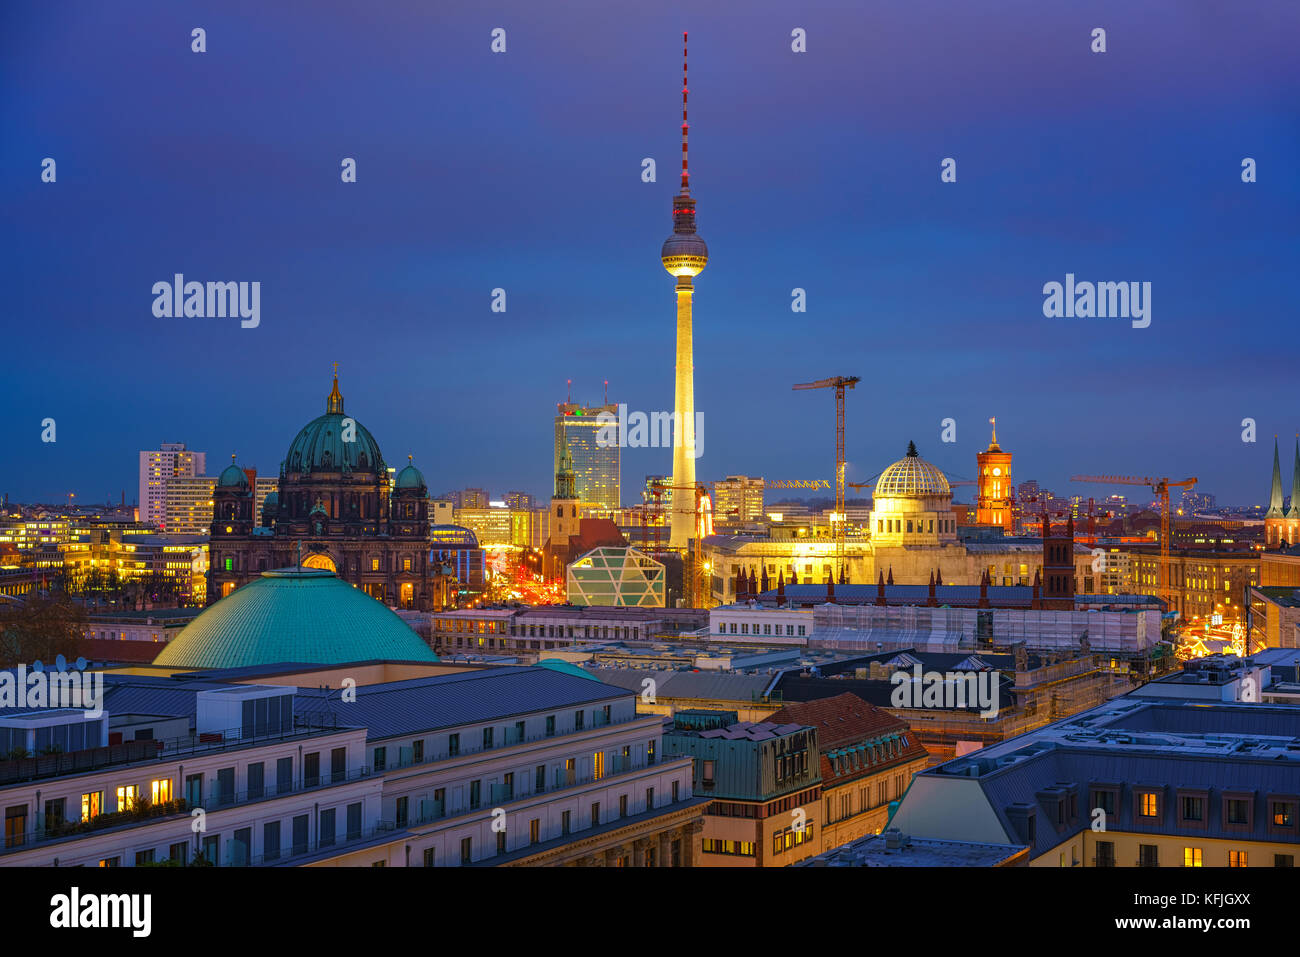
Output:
[877,518,951,535]
[372,709,623,771]
[423,783,685,867]
[1101,842,1285,868]
[771,822,815,855]
[702,838,755,857]
[718,621,807,637]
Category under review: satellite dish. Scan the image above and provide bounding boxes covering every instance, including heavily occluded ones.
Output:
[55,654,67,672]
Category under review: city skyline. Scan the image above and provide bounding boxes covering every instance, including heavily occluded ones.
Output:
[3,0,1298,505]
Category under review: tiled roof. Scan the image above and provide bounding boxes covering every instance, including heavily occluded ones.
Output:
[768,693,928,784]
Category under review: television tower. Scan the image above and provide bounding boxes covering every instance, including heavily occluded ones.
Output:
[661,31,709,548]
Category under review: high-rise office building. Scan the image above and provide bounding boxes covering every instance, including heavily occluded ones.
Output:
[555,403,620,509]
[162,476,217,535]
[713,476,764,525]
[139,443,206,527]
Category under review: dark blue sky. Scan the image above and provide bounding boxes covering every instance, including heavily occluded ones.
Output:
[2,0,1297,507]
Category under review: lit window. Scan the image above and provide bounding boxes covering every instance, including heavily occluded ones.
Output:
[81,791,103,822]
[1230,850,1247,867]
[151,779,172,803]
[1184,847,1202,867]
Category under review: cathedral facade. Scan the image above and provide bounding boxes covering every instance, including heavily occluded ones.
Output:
[207,373,448,611]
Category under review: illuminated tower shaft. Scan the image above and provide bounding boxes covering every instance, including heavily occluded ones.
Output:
[661,31,708,549]
[670,276,697,547]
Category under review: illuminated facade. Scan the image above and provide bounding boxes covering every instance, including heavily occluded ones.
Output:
[208,372,446,610]
[713,476,764,526]
[139,443,206,528]
[662,33,707,548]
[567,545,666,607]
[975,419,1013,531]
[869,442,959,547]
[554,403,620,509]
[161,476,216,535]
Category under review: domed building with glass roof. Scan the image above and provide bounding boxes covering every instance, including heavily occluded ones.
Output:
[208,370,448,612]
[156,567,439,670]
[869,441,960,547]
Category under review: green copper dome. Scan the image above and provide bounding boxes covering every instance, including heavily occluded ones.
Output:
[283,374,384,477]
[395,458,426,490]
[153,568,439,670]
[218,460,249,489]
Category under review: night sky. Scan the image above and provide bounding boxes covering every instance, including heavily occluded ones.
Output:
[2,0,1297,507]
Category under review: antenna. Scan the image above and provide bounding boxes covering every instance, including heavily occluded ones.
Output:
[604,379,609,405]
[681,31,690,194]
[566,378,572,404]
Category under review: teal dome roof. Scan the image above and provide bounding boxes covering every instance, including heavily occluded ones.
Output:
[283,375,384,477]
[153,568,438,670]
[218,461,249,489]
[395,459,426,490]
[535,659,604,682]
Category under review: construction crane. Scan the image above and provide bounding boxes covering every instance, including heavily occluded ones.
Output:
[1071,474,1197,610]
[793,376,859,580]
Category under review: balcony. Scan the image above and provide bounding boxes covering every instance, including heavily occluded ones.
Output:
[0,720,352,788]
[0,763,376,859]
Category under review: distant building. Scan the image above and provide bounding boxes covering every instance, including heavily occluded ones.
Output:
[208,372,447,610]
[555,402,620,510]
[160,476,215,535]
[567,545,666,607]
[713,476,764,525]
[975,420,1012,532]
[1265,438,1300,547]
[139,443,205,527]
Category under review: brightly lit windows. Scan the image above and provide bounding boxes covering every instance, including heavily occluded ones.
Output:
[151,779,172,804]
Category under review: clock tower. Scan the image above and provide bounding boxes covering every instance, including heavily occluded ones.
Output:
[976,418,1013,532]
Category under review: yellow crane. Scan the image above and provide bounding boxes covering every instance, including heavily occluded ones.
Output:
[793,376,859,580]
[1071,474,1197,610]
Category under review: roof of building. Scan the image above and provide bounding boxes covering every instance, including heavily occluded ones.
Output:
[911,695,1300,860]
[282,375,384,477]
[875,443,951,498]
[768,692,928,784]
[797,833,1027,867]
[292,666,627,739]
[583,666,773,703]
[152,567,439,670]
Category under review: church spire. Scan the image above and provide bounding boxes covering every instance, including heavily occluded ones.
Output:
[327,362,345,414]
[555,434,576,500]
[1289,437,1300,519]
[1267,437,1285,518]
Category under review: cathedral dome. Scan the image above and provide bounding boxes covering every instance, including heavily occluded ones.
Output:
[875,442,951,498]
[395,458,426,491]
[283,374,384,477]
[217,459,249,489]
[154,567,439,670]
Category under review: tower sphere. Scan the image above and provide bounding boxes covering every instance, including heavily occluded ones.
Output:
[661,234,709,277]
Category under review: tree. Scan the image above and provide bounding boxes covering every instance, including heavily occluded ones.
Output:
[0,595,84,668]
